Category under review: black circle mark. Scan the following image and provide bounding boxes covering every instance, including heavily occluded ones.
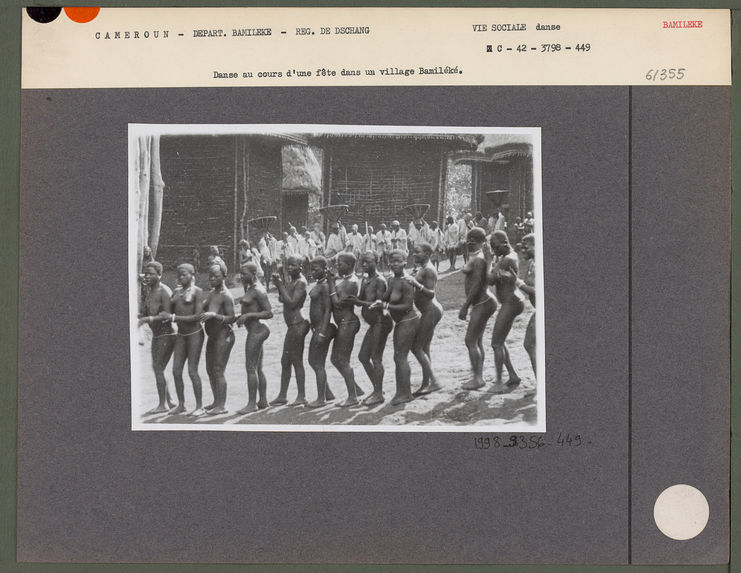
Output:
[26,7,62,24]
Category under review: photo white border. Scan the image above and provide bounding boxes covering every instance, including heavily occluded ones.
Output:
[129,123,545,432]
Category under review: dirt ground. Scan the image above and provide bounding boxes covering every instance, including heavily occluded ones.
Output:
[135,259,538,427]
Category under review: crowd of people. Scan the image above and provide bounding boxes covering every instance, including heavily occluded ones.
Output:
[232,209,536,281]
[137,211,537,418]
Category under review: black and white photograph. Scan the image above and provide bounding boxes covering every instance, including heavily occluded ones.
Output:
[129,125,544,431]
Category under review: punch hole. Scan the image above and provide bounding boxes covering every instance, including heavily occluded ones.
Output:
[64,7,100,23]
[653,484,709,540]
[26,7,62,23]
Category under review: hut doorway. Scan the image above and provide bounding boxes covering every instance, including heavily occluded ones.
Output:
[282,193,308,231]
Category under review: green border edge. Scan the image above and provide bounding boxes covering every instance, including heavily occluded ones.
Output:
[0,1,736,572]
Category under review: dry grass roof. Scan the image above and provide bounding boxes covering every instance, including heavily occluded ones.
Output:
[282,145,322,194]
[311,133,479,149]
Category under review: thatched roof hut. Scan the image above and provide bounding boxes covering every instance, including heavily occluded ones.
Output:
[281,145,322,194]
[280,144,324,231]
[452,133,535,226]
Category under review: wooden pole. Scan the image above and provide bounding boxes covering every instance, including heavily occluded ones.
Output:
[137,136,151,270]
[233,135,239,273]
[437,144,447,224]
[240,137,251,244]
[149,135,164,260]
[323,143,333,236]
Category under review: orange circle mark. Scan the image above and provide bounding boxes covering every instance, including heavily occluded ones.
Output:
[64,7,100,23]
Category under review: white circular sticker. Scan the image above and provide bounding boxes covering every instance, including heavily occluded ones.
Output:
[653,484,709,540]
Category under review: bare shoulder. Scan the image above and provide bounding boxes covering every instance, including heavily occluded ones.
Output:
[421,265,437,281]
[292,277,308,297]
[471,257,487,272]
[504,252,519,269]
[343,274,359,289]
[152,283,172,301]
[212,288,233,302]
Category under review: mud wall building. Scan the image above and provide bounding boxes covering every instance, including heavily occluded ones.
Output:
[315,134,477,229]
[156,133,319,271]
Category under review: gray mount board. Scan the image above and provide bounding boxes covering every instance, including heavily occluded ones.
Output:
[17,86,729,563]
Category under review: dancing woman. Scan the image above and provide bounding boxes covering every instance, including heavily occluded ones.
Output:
[488,230,524,391]
[167,263,205,416]
[458,228,497,390]
[348,251,393,406]
[306,256,337,408]
[270,255,310,406]
[383,249,420,405]
[517,233,536,375]
[137,261,176,414]
[406,243,443,396]
[235,262,273,413]
[327,252,364,407]
[199,263,235,415]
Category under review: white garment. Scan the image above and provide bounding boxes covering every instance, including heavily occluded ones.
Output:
[376,230,392,254]
[325,232,345,258]
[346,232,365,255]
[456,219,468,242]
[408,222,430,246]
[494,214,506,231]
[296,236,310,258]
[390,228,408,254]
[444,224,459,249]
[362,233,376,253]
[258,237,272,264]
[428,228,443,251]
[310,230,325,254]
[306,238,317,259]
[267,236,279,260]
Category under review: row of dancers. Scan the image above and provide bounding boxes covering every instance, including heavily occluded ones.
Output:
[138,229,536,417]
